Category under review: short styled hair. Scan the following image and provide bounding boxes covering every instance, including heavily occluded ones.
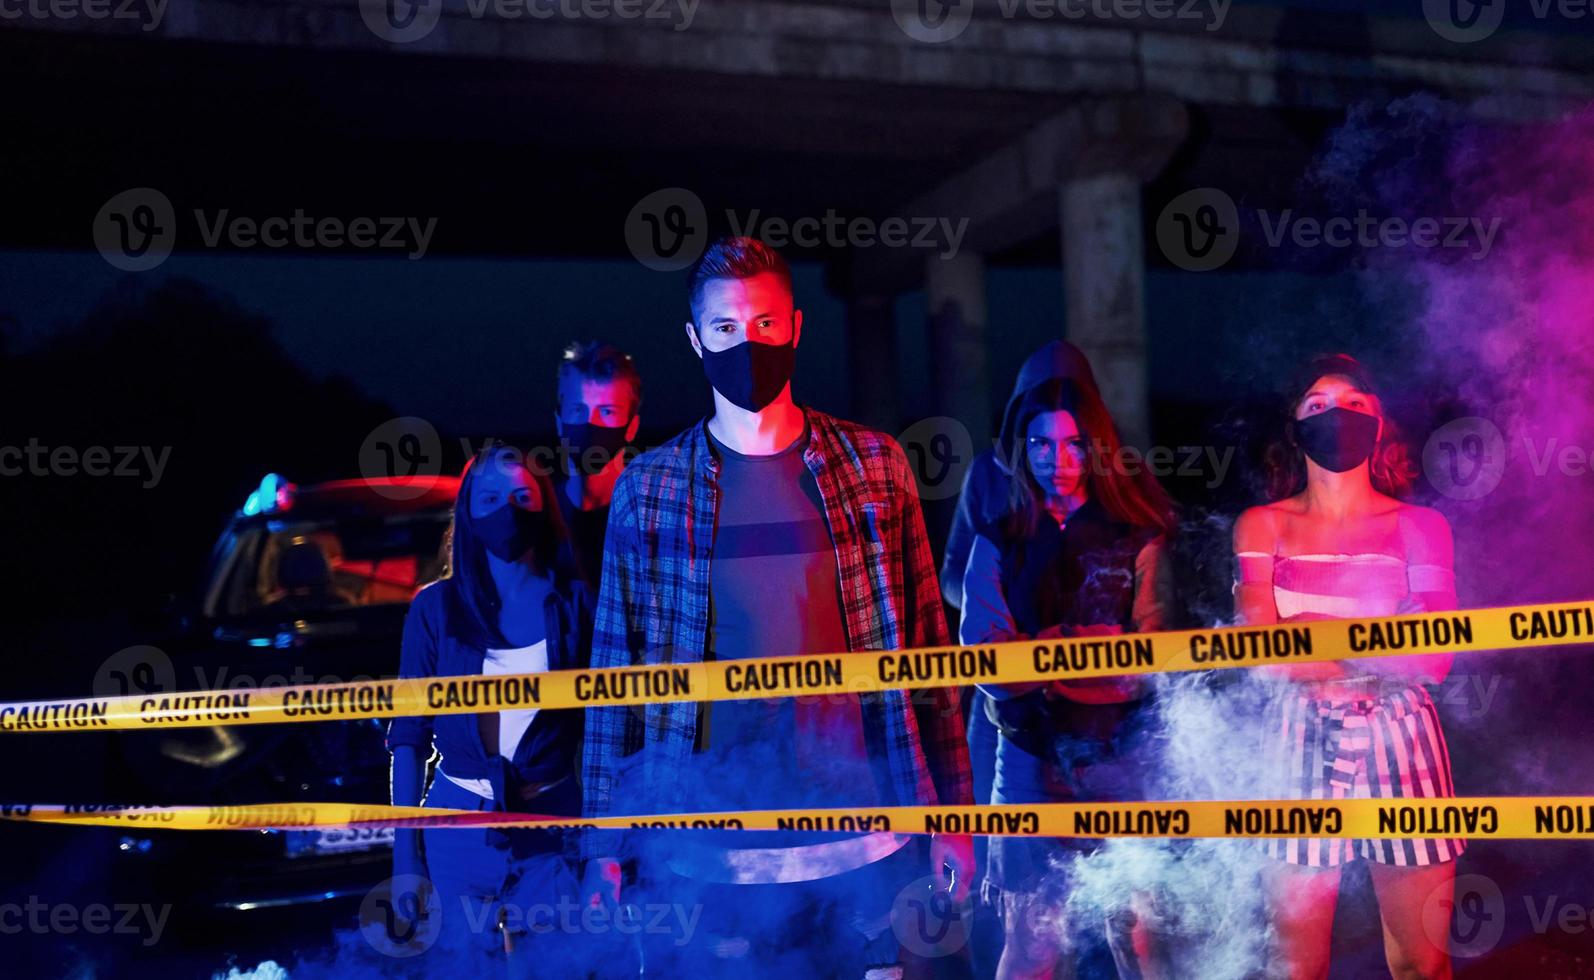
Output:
[558,340,642,413]
[686,236,793,318]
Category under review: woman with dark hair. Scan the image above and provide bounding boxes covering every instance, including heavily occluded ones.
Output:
[1233,354,1460,980]
[960,370,1176,980]
[386,442,594,972]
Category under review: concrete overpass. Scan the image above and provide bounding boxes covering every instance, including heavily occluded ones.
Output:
[4,0,1591,443]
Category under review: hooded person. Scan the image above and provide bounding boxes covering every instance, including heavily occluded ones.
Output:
[940,340,1105,607]
[939,340,1106,979]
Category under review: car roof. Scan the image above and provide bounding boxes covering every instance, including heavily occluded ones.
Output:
[242,476,460,525]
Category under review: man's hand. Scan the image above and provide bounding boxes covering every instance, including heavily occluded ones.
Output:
[929,833,973,904]
[581,856,623,909]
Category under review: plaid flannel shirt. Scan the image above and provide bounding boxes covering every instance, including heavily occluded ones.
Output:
[580,405,972,861]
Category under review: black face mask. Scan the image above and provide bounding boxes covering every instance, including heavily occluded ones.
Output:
[1294,407,1380,473]
[560,423,631,476]
[700,338,796,413]
[475,503,555,564]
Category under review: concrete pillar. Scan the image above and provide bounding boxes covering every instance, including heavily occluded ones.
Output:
[925,252,992,450]
[1060,173,1150,449]
[845,291,899,432]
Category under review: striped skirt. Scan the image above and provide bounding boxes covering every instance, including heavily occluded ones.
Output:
[1262,684,1466,868]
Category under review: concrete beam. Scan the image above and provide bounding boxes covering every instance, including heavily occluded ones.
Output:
[852,95,1190,294]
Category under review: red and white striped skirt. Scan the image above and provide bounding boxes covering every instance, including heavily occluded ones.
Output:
[1262,683,1466,868]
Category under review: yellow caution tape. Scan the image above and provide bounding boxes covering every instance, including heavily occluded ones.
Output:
[5,797,1594,838]
[3,601,1590,733]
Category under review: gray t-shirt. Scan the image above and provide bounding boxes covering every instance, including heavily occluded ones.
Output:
[665,422,903,882]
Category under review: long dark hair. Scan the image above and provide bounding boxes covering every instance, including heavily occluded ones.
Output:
[1264,353,1416,501]
[1003,377,1174,539]
[440,442,582,648]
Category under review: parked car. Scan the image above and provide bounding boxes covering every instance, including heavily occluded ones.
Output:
[110,472,457,917]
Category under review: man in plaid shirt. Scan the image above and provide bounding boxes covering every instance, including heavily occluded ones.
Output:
[579,237,972,975]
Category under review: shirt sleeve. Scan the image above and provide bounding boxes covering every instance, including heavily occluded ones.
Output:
[893,443,973,807]
[1131,536,1174,633]
[940,456,988,609]
[958,533,1020,645]
[385,585,440,754]
[579,472,645,862]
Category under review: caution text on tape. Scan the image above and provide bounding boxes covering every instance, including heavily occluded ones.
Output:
[2,602,1590,733]
[6,797,1594,839]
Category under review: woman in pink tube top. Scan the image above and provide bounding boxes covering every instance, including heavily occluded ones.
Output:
[1232,354,1461,980]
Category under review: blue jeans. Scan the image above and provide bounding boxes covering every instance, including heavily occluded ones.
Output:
[421,775,581,962]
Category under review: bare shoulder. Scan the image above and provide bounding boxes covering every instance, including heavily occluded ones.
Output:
[1234,501,1283,550]
[1395,501,1453,540]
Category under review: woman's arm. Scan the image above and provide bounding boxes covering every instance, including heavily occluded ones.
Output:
[390,746,427,877]
[388,588,440,877]
[960,533,1045,700]
[1233,505,1347,683]
[1367,505,1456,686]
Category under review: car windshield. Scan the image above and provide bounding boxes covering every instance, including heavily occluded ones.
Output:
[212,513,450,618]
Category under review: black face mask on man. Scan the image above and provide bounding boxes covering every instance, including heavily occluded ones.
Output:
[1293,407,1380,473]
[475,502,555,564]
[700,337,796,413]
[560,423,631,476]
